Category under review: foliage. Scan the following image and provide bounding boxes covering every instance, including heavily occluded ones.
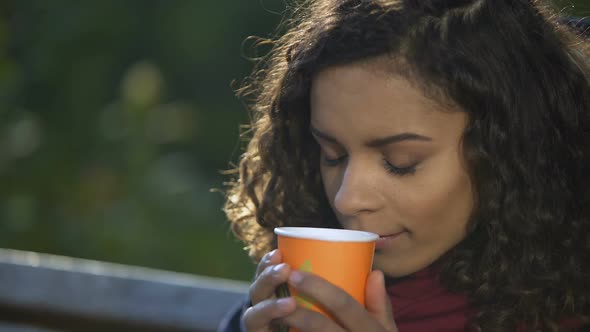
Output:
[1,0,590,282]
[0,0,288,281]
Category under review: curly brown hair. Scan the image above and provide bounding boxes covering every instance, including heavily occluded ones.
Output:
[224,0,590,330]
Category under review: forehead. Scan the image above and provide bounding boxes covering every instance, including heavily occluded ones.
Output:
[309,62,466,141]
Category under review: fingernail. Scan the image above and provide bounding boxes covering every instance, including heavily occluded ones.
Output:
[269,249,278,259]
[289,271,303,285]
[272,263,285,273]
[276,297,294,310]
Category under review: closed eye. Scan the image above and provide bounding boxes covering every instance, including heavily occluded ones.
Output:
[383,159,418,176]
[323,154,347,166]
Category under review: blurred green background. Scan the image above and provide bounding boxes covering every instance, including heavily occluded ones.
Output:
[0,1,588,282]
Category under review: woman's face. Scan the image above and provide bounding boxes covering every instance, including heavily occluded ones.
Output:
[310,61,474,277]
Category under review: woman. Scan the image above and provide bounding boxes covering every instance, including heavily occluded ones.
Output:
[221,0,590,331]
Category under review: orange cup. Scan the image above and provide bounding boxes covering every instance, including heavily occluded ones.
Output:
[274,227,378,326]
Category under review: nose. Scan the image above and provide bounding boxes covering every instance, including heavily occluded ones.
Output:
[332,159,381,217]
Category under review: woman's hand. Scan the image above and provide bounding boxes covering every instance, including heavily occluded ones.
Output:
[278,270,398,332]
[243,249,297,331]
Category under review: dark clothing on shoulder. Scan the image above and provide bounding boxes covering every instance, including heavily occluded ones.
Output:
[217,296,249,332]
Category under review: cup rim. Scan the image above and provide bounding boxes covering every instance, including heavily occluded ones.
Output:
[274,227,378,242]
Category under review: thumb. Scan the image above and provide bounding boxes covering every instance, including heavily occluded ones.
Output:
[365,270,397,331]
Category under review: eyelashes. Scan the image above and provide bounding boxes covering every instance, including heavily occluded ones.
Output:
[382,158,418,176]
[321,153,418,176]
[322,155,347,167]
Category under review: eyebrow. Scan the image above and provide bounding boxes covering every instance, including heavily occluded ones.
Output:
[310,126,432,147]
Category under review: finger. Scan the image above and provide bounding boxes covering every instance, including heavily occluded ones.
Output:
[255,249,282,277]
[287,271,382,331]
[250,262,291,305]
[280,307,344,332]
[365,270,397,331]
[243,297,297,331]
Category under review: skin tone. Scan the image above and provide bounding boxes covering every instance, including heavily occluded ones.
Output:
[243,59,474,331]
[311,61,474,278]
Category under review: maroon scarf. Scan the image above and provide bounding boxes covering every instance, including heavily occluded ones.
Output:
[386,266,583,332]
[386,265,472,332]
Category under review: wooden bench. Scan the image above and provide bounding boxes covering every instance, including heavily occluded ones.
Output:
[0,249,248,331]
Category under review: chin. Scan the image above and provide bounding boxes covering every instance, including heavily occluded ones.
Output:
[373,256,416,277]
[373,252,434,278]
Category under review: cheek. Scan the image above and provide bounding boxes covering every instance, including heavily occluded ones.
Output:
[398,161,474,233]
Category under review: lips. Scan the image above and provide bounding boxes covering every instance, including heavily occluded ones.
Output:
[377,230,406,237]
[375,230,407,250]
